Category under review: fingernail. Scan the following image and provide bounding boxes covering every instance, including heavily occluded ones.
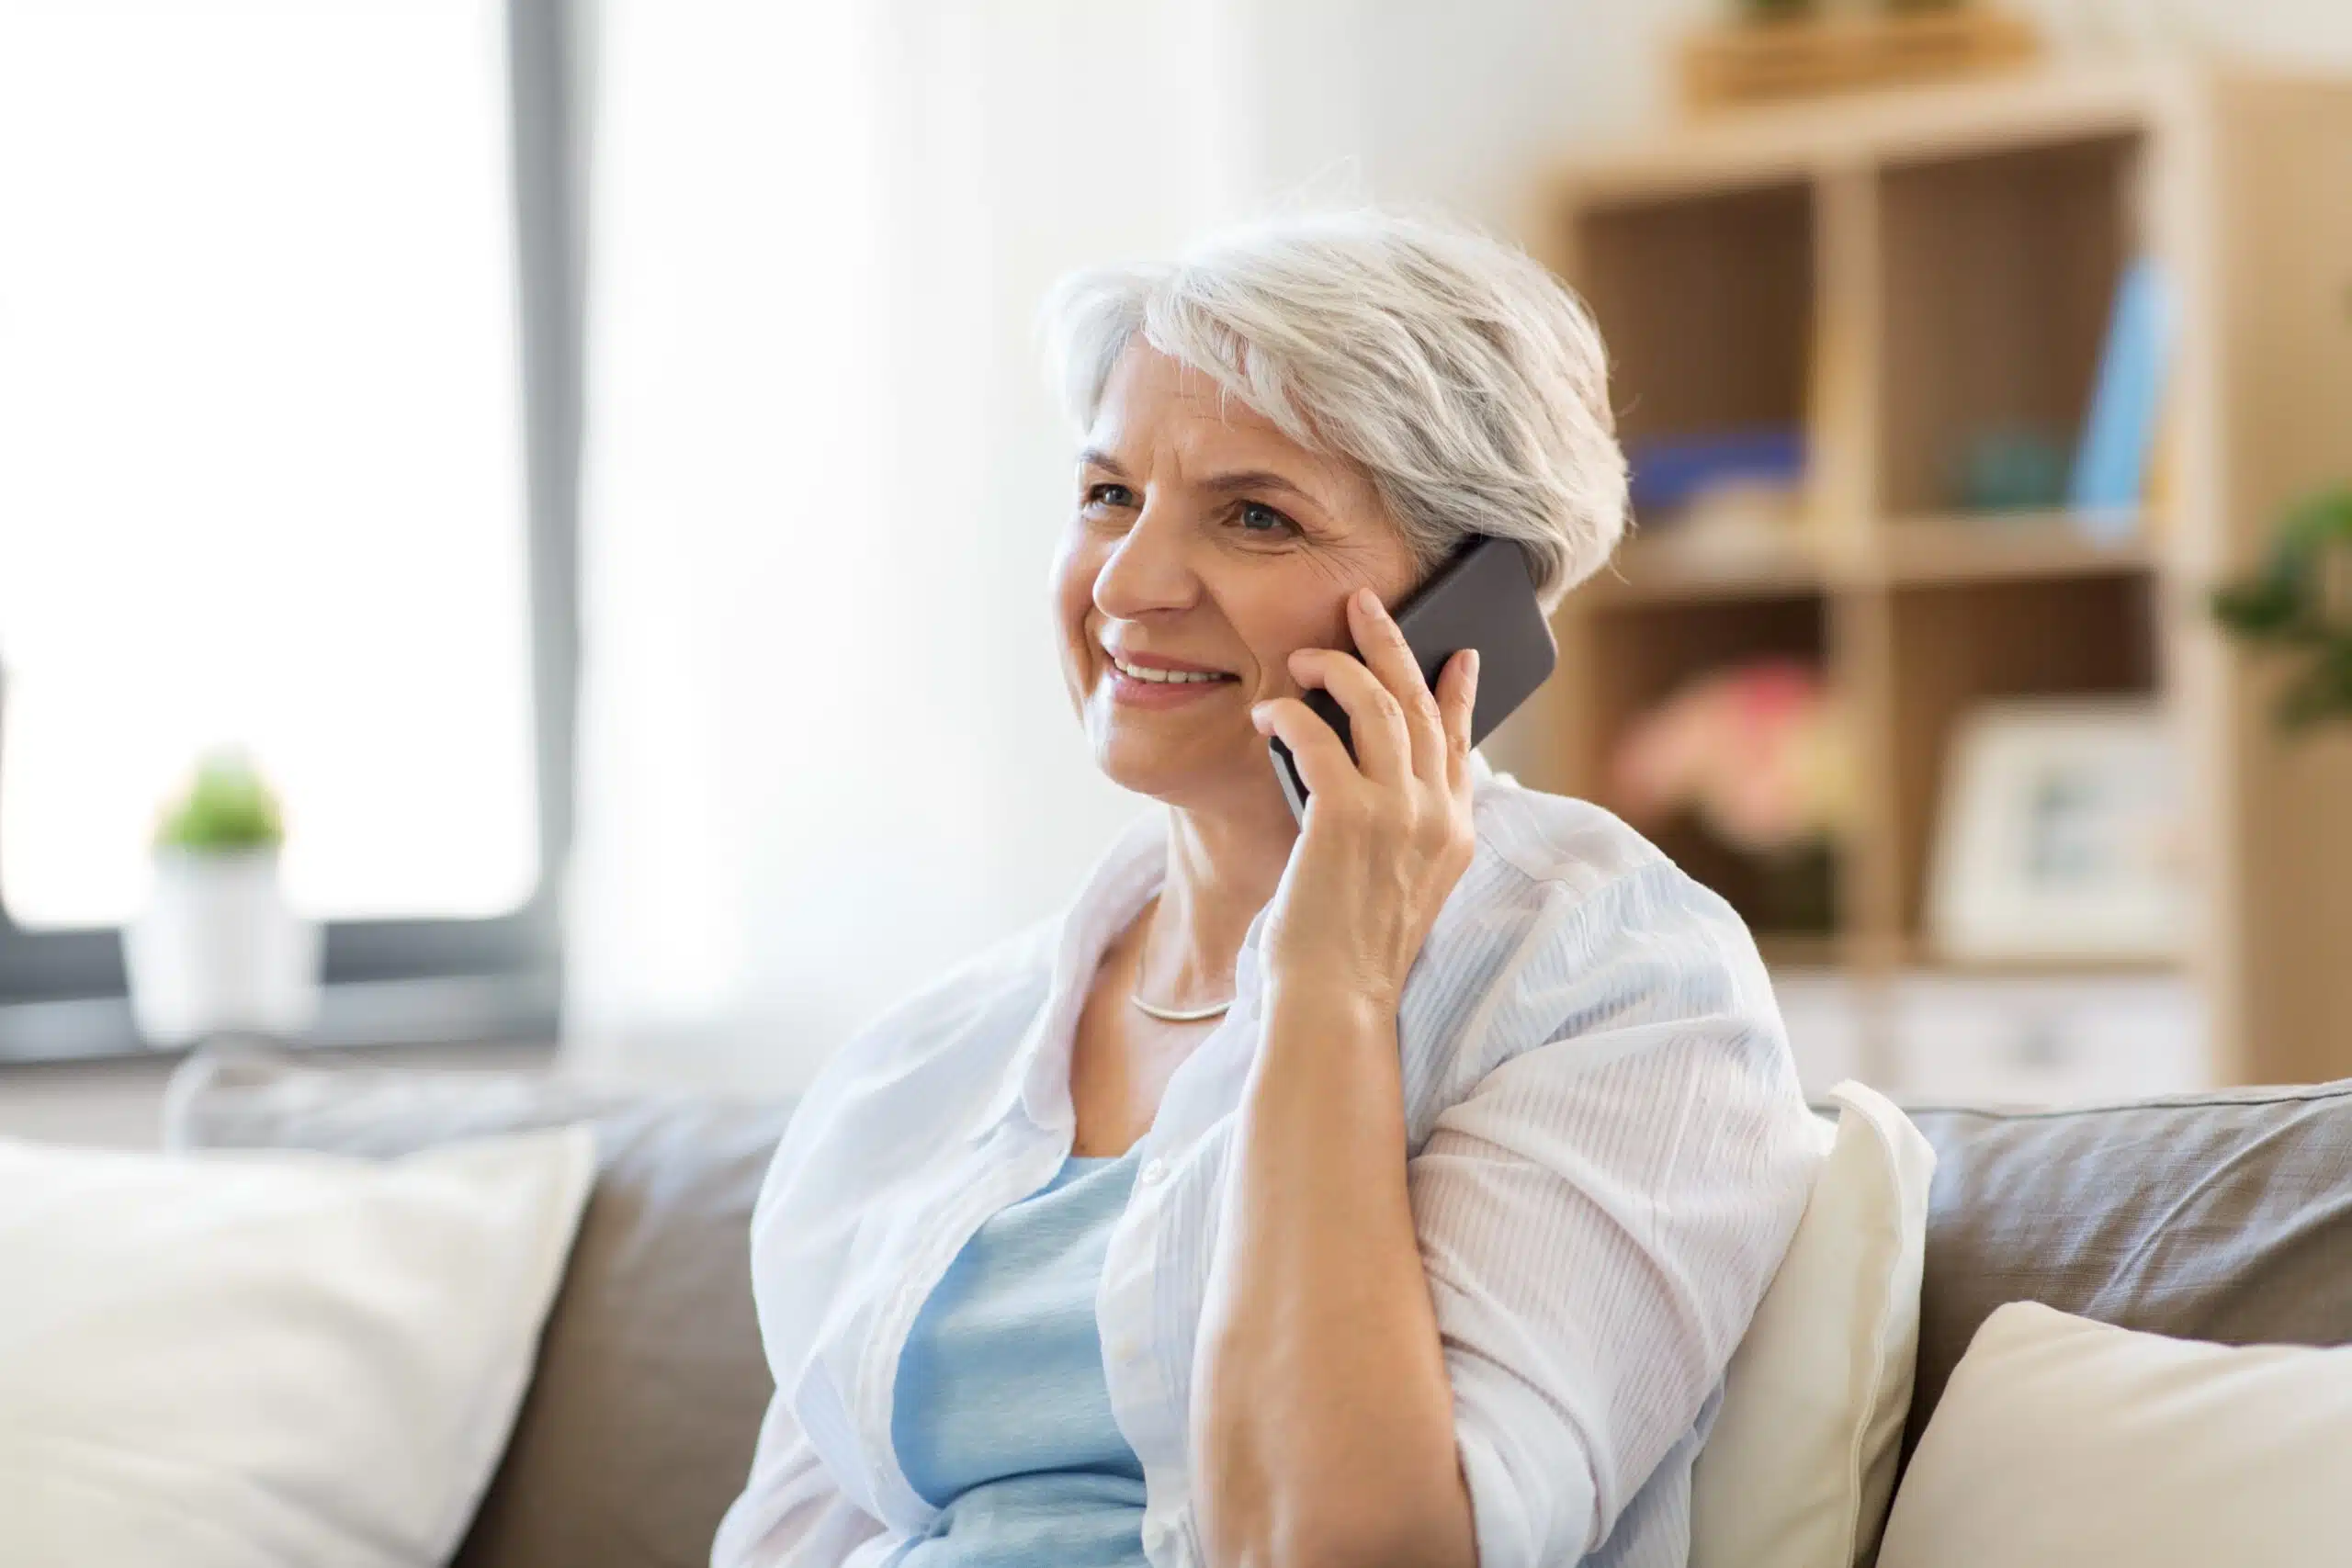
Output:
[1357,587,1381,615]
[1468,649,1481,682]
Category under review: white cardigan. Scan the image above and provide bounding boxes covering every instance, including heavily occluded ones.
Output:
[714,755,1824,1568]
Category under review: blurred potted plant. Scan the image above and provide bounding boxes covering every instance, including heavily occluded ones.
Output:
[1609,659,1858,931]
[122,748,320,1046]
[2210,486,2352,733]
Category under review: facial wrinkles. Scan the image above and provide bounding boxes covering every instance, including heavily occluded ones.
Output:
[1126,366,1330,516]
[1075,354,1418,722]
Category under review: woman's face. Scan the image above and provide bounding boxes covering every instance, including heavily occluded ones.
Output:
[1053,344,1422,812]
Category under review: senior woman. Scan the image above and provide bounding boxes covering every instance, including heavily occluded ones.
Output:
[712,209,1823,1568]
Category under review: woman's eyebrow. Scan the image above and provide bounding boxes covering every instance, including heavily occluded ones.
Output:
[1198,468,1322,507]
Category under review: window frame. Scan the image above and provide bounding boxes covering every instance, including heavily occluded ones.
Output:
[0,0,586,1065]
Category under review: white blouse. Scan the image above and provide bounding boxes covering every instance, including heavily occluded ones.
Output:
[712,753,1825,1568]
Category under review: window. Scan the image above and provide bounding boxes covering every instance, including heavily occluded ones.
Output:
[0,0,580,1058]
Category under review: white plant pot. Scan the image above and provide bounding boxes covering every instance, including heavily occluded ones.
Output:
[122,848,321,1047]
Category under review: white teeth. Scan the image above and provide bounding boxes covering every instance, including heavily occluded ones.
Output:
[1113,658,1229,684]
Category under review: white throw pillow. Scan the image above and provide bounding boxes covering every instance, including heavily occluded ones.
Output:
[1878,1300,2352,1568]
[1691,1079,1936,1568]
[0,1125,595,1568]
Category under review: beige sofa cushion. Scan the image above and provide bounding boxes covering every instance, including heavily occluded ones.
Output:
[1692,1081,1935,1568]
[1,1125,593,1568]
[164,1044,796,1568]
[1878,1301,2352,1567]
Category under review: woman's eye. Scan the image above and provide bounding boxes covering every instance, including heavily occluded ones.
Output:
[1084,482,1136,509]
[1238,501,1299,537]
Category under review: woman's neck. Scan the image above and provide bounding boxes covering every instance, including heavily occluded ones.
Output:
[1138,804,1295,1007]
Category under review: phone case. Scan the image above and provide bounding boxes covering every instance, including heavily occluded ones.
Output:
[1269,536,1556,824]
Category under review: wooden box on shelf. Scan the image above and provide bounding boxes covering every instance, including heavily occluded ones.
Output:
[1498,62,2352,1092]
[1678,9,2041,116]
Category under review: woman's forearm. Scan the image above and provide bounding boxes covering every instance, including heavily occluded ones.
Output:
[1192,983,1477,1568]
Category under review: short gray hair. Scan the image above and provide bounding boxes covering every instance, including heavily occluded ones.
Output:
[1037,208,1627,611]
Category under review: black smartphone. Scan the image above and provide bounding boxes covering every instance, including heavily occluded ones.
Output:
[1269,535,1556,824]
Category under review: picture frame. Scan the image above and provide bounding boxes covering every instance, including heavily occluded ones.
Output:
[1926,697,2191,964]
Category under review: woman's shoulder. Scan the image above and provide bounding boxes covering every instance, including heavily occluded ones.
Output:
[1467,773,1731,925]
[1490,777,1770,984]
[1407,777,1786,1122]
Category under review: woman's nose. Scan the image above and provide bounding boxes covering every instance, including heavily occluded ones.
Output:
[1091,506,1199,619]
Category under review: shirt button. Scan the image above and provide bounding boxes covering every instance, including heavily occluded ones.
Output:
[1139,1157,1168,1187]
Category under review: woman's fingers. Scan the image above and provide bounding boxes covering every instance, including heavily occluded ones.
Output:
[1250,694,1357,801]
[1286,648,1412,788]
[1267,583,1474,802]
[1345,586,1448,783]
[1442,647,1477,792]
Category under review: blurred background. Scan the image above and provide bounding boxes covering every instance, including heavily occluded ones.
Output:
[3,0,2349,1144]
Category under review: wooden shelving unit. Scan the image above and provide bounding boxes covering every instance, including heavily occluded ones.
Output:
[1488,62,2352,1091]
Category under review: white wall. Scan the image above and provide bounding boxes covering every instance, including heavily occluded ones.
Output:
[2017,0,2352,62]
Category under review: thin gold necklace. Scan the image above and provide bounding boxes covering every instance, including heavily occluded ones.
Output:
[1128,990,1233,1022]
[1128,891,1233,1021]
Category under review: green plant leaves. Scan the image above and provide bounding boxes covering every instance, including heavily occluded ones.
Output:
[154,752,284,852]
[2208,486,2352,732]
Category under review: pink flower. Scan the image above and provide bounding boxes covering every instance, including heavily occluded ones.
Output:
[1609,660,1854,853]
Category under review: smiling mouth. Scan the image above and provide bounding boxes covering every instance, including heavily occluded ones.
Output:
[1107,656,1238,685]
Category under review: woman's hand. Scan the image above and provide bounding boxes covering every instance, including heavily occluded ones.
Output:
[1249,584,1479,1018]
[1204,585,1483,1568]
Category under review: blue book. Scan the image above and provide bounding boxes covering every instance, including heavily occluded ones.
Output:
[2068,257,2174,537]
[1625,426,1806,517]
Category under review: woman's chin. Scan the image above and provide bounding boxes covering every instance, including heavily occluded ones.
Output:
[1091,727,1261,804]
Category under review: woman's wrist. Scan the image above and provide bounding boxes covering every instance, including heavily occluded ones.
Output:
[1261,976,1396,1042]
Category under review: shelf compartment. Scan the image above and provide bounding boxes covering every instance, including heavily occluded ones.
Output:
[1583,593,1840,941]
[1877,133,2142,517]
[1885,573,2161,948]
[1572,180,1815,524]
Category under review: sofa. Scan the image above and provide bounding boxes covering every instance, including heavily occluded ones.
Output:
[160,1045,2352,1568]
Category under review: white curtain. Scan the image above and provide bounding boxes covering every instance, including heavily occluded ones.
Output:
[562,0,1378,1089]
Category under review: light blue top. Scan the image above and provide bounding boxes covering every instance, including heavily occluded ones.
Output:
[890,1151,1148,1568]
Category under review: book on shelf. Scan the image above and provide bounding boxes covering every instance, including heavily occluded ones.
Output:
[2068,256,2175,539]
[1625,426,1807,519]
